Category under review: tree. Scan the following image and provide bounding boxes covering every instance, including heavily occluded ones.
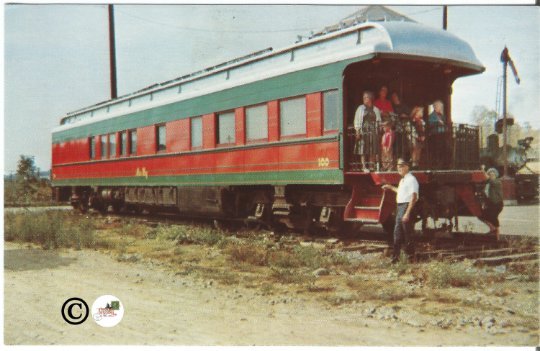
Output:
[471,105,498,148]
[15,155,39,203]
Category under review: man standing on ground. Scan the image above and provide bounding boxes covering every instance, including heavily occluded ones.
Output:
[382,158,419,262]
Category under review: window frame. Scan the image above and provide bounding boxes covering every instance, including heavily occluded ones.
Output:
[89,136,96,160]
[156,124,166,153]
[190,116,203,150]
[120,131,128,157]
[245,103,269,143]
[129,129,137,156]
[108,133,116,158]
[279,95,307,140]
[100,135,107,159]
[323,89,340,134]
[216,110,236,147]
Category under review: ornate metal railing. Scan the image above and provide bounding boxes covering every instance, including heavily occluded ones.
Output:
[346,119,480,172]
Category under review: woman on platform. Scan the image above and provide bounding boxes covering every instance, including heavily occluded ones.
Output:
[480,166,504,240]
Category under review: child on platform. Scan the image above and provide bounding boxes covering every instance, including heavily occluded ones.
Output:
[381,120,395,171]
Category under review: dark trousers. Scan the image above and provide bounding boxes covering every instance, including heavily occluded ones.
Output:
[481,201,503,227]
[393,203,414,259]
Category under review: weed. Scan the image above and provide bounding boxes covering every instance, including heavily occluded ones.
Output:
[420,261,476,288]
[225,241,267,266]
[322,292,358,306]
[4,211,95,249]
[267,249,301,268]
[390,253,410,275]
[270,267,315,285]
[292,245,327,270]
[118,222,148,238]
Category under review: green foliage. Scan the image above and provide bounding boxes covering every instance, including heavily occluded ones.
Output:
[421,261,476,288]
[225,241,268,266]
[152,224,224,246]
[292,245,328,270]
[4,211,94,249]
[5,155,53,206]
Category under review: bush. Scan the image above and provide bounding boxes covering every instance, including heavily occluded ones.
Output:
[292,245,327,270]
[267,249,301,268]
[118,222,148,238]
[4,211,94,249]
[153,224,224,246]
[421,261,476,288]
[225,241,268,266]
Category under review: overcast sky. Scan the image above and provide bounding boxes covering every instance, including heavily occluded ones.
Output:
[3,4,539,173]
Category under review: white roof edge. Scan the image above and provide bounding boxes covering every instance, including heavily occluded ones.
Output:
[55,21,484,134]
[59,21,386,120]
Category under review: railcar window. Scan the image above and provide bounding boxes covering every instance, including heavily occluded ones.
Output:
[246,104,268,141]
[89,137,96,159]
[191,117,202,148]
[109,133,116,157]
[120,131,127,156]
[323,90,339,131]
[157,125,166,152]
[280,96,306,137]
[100,136,107,158]
[218,111,235,144]
[129,130,137,155]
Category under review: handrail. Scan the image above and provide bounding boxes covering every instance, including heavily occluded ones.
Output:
[345,119,479,171]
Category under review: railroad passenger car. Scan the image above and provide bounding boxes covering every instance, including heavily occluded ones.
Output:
[51,19,488,235]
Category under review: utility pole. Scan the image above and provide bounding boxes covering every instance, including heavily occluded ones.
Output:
[442,6,447,30]
[501,48,508,178]
[108,4,118,99]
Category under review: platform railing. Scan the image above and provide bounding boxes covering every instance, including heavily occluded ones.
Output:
[346,119,480,172]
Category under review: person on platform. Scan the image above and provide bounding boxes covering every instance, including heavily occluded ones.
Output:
[479,166,504,240]
[374,85,394,120]
[391,92,411,119]
[380,120,395,171]
[427,100,449,168]
[382,158,419,263]
[354,91,382,172]
[390,92,411,159]
[410,106,426,169]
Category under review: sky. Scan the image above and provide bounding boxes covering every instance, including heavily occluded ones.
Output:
[3,3,539,173]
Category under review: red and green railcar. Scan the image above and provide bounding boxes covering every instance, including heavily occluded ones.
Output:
[52,20,488,234]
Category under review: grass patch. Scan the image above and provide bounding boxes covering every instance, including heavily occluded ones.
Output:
[270,267,316,285]
[150,224,225,246]
[418,261,476,288]
[322,292,359,306]
[225,241,268,266]
[4,211,94,249]
[346,277,419,301]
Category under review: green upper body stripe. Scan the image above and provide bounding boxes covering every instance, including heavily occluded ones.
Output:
[52,57,370,143]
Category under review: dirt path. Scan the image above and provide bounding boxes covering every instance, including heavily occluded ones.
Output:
[3,242,536,345]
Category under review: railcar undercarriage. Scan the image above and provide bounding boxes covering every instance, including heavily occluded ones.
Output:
[61,174,486,237]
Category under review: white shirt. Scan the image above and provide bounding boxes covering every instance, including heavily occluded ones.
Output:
[396,172,419,204]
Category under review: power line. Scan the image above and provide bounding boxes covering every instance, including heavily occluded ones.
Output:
[115,8,316,34]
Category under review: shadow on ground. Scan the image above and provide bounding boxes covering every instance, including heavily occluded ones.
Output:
[4,249,76,271]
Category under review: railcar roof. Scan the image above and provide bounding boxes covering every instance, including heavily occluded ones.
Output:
[54,20,484,133]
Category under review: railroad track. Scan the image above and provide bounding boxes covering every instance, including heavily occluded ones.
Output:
[84,209,540,265]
